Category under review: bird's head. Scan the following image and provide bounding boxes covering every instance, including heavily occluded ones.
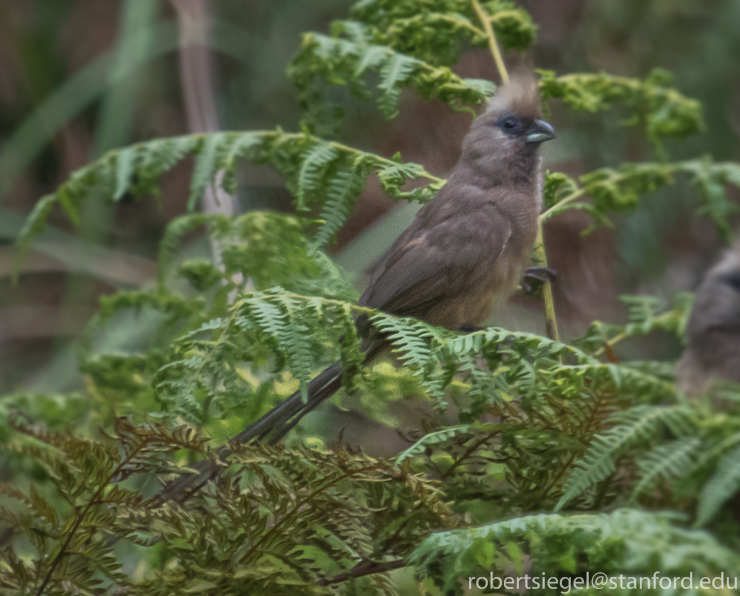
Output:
[688,240,740,340]
[461,72,556,172]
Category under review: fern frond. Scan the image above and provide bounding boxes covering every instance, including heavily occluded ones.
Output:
[113,146,137,201]
[541,158,740,238]
[158,213,229,285]
[370,312,441,374]
[696,445,740,527]
[13,194,58,280]
[538,68,704,142]
[351,0,536,65]
[393,424,472,469]
[411,508,740,592]
[631,437,702,501]
[557,405,695,510]
[377,52,419,118]
[310,166,367,252]
[242,292,316,400]
[133,135,200,196]
[288,23,495,127]
[188,133,230,210]
[296,141,340,210]
[15,130,443,273]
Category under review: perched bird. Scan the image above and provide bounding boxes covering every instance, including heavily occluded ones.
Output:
[235,72,556,444]
[160,74,556,500]
[678,241,740,397]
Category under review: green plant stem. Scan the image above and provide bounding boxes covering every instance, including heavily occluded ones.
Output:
[534,226,559,341]
[592,309,681,357]
[441,430,499,479]
[35,442,146,596]
[318,558,407,586]
[240,464,380,564]
[538,188,588,223]
[594,332,625,357]
[471,0,509,84]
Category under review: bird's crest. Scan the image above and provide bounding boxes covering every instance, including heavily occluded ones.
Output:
[485,72,542,119]
[707,236,740,279]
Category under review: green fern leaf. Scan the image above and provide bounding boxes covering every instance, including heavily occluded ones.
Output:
[394,424,472,469]
[188,133,229,210]
[14,194,58,281]
[354,45,389,76]
[310,167,366,253]
[696,445,740,527]
[158,213,228,285]
[557,405,694,510]
[631,437,702,501]
[113,146,137,201]
[245,292,315,400]
[377,52,418,118]
[296,141,339,211]
[220,132,264,193]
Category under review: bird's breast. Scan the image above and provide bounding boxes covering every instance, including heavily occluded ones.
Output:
[426,217,536,330]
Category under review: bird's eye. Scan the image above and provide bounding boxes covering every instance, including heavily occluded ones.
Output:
[722,272,740,292]
[498,116,523,135]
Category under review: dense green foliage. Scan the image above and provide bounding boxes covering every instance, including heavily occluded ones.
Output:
[2,1,740,595]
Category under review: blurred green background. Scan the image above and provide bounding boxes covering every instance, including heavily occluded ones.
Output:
[0,0,738,399]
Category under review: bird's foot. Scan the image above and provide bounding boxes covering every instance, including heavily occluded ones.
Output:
[522,266,558,296]
[459,323,484,333]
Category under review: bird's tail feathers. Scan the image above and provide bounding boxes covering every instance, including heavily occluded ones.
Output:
[234,361,343,445]
[158,361,344,502]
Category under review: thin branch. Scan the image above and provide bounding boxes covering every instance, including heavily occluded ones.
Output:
[170,0,240,291]
[239,464,381,564]
[441,430,499,480]
[533,226,559,342]
[317,558,407,586]
[471,0,509,84]
[35,442,147,596]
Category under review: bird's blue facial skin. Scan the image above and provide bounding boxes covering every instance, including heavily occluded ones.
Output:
[496,114,528,137]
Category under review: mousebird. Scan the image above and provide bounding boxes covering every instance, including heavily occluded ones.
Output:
[160,73,556,500]
[678,241,740,397]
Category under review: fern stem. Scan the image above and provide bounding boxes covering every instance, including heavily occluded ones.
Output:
[471,0,509,84]
[538,187,588,224]
[533,225,559,342]
[593,472,615,509]
[440,430,498,479]
[594,332,625,357]
[593,309,678,357]
[318,558,406,586]
[35,441,147,596]
[325,139,445,184]
[239,464,380,564]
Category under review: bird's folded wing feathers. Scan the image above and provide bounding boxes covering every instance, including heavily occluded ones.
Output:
[360,237,449,318]
[360,205,508,319]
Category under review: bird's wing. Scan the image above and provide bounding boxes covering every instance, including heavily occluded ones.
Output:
[359,199,510,319]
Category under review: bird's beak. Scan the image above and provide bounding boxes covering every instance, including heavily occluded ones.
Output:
[525,119,556,144]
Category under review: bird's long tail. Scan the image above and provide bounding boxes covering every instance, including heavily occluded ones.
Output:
[234,360,343,445]
[159,339,383,502]
[159,354,367,502]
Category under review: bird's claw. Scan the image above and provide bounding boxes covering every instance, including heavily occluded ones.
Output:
[522,266,558,296]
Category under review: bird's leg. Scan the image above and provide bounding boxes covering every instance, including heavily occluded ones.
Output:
[522,266,558,296]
